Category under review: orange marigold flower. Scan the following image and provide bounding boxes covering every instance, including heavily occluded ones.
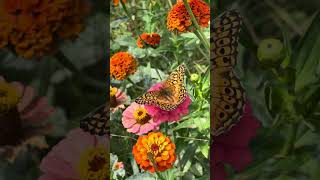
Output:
[110,52,137,80]
[136,33,161,48]
[113,0,126,6]
[167,0,210,32]
[132,132,176,173]
[0,0,91,59]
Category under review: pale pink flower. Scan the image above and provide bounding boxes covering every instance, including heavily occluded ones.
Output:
[122,102,160,135]
[39,128,109,180]
[0,76,54,162]
[110,86,128,113]
[144,82,191,123]
[114,162,124,170]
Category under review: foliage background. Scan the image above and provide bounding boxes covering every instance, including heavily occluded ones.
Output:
[110,0,210,179]
[215,0,320,179]
[0,1,108,179]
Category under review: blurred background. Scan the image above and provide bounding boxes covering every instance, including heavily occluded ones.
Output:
[214,0,320,179]
[0,0,108,179]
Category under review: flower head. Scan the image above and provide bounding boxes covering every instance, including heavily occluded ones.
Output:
[0,0,91,59]
[211,103,261,180]
[132,132,176,173]
[110,86,128,112]
[0,76,54,162]
[136,33,161,48]
[167,0,210,32]
[122,102,160,135]
[113,0,126,6]
[40,128,109,180]
[144,82,191,123]
[110,52,137,80]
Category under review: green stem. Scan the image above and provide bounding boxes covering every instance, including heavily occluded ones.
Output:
[167,0,173,8]
[279,123,298,157]
[156,172,166,180]
[110,134,137,141]
[54,51,105,90]
[120,0,143,39]
[194,29,210,54]
[182,0,210,52]
[176,136,209,141]
[127,77,145,90]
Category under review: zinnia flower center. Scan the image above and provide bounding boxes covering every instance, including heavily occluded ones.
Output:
[0,82,20,114]
[151,144,159,151]
[78,145,109,180]
[133,107,151,124]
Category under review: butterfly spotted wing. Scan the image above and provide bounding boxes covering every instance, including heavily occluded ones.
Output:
[211,10,245,137]
[135,64,187,111]
[80,103,109,136]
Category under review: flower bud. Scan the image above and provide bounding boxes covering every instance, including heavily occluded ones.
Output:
[257,38,286,67]
[190,73,199,82]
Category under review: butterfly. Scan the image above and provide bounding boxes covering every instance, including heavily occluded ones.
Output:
[80,103,109,136]
[135,64,187,111]
[211,10,246,137]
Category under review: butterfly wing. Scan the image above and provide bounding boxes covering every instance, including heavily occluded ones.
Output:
[80,103,109,136]
[135,64,187,111]
[211,10,245,136]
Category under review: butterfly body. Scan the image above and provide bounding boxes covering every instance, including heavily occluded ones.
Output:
[211,10,245,137]
[135,64,187,111]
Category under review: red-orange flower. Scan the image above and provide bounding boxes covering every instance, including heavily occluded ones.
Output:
[132,132,176,173]
[113,0,126,6]
[167,0,210,32]
[0,0,91,59]
[136,33,161,48]
[110,52,137,80]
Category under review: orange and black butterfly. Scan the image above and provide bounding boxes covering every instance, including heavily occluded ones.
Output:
[211,10,245,136]
[80,103,109,136]
[135,64,187,111]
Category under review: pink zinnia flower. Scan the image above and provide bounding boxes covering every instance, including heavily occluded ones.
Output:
[40,128,109,180]
[122,102,160,135]
[0,76,54,162]
[211,103,261,180]
[110,86,128,113]
[144,82,191,123]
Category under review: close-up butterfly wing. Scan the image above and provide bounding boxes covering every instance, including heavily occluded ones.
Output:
[80,103,109,136]
[135,64,187,111]
[211,10,246,137]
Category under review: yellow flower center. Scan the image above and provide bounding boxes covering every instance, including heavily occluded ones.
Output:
[110,87,117,108]
[0,81,20,114]
[144,133,167,157]
[110,87,117,97]
[133,107,151,124]
[78,145,109,180]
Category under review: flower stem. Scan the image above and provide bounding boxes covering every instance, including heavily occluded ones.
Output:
[279,123,298,157]
[127,77,145,90]
[54,50,106,90]
[194,29,210,54]
[182,0,210,52]
[111,134,137,141]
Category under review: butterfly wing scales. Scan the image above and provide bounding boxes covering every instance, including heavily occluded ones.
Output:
[80,103,109,136]
[135,64,187,111]
[211,10,245,136]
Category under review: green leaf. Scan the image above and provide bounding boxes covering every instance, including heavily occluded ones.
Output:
[179,144,197,171]
[126,172,156,180]
[294,12,320,94]
[294,130,320,148]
